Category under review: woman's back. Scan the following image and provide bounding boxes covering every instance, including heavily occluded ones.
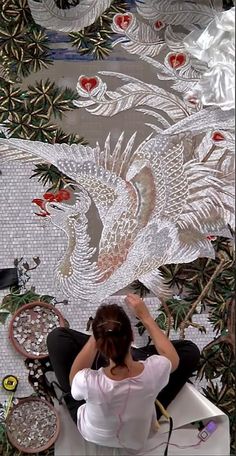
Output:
[103,359,144,381]
[71,354,171,451]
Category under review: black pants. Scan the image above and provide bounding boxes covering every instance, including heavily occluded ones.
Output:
[47,328,200,424]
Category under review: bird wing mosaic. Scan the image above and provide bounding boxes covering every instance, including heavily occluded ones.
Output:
[0,117,234,304]
[27,0,113,32]
[0,1,234,305]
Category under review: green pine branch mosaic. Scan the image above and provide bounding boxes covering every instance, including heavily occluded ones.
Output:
[0,0,52,79]
[69,0,129,59]
[0,78,85,143]
[30,163,76,191]
[133,235,235,453]
[0,0,87,145]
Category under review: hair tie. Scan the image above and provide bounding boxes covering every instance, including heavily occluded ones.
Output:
[97,320,121,328]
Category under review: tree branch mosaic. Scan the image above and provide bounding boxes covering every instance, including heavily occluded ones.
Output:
[135,235,235,452]
[0,0,86,144]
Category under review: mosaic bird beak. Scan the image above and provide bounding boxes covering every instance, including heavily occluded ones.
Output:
[32,198,50,217]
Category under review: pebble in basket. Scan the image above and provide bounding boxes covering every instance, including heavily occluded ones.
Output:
[6,396,60,453]
[9,301,65,359]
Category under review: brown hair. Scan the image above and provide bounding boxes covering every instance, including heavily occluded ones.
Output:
[92,304,133,374]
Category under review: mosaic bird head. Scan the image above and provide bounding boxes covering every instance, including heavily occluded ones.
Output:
[32,187,91,229]
[32,189,71,217]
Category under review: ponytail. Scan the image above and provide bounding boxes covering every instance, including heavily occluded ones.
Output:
[92,304,133,373]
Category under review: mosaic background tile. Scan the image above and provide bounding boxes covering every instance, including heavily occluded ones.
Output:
[0,1,234,454]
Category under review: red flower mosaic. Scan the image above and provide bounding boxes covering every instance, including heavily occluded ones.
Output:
[168,53,187,69]
[114,13,133,30]
[79,76,99,92]
[154,20,165,30]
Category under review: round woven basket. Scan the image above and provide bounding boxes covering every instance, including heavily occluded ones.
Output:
[6,397,60,453]
[9,300,65,359]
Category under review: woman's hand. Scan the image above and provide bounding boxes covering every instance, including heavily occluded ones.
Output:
[125,293,151,323]
[125,294,179,372]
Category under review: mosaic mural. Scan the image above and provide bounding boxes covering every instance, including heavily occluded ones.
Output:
[0,0,235,454]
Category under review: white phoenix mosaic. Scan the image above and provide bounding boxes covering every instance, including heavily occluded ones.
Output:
[0,2,234,307]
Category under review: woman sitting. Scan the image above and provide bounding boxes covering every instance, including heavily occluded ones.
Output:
[47,293,200,454]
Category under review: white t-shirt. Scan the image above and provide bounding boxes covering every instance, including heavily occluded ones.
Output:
[71,355,171,452]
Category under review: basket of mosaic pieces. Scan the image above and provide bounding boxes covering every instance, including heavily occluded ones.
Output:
[9,301,65,359]
[6,396,60,453]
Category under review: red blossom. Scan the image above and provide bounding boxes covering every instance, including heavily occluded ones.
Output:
[154,20,165,30]
[168,53,186,69]
[43,192,56,201]
[55,189,71,201]
[79,76,99,92]
[114,13,133,30]
[43,189,71,202]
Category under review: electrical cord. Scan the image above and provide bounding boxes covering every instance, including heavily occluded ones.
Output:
[89,352,205,455]
[156,439,202,450]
